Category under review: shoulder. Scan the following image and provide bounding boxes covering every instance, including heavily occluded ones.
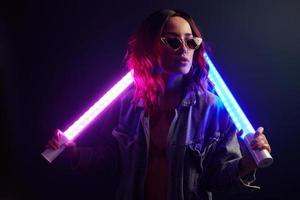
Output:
[114,86,144,137]
[119,86,134,105]
[119,85,142,110]
[117,86,144,123]
[196,89,224,110]
[200,90,237,134]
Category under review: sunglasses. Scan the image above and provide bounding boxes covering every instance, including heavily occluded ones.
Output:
[161,36,202,51]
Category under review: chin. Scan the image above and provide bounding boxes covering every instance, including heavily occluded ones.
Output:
[163,63,192,75]
[178,65,192,74]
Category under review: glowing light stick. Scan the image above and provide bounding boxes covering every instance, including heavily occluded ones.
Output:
[204,52,273,168]
[41,70,134,162]
[42,53,273,168]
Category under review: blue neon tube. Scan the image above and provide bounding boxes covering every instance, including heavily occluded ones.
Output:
[204,52,273,167]
[42,52,273,167]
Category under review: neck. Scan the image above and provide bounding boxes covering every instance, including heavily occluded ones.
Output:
[160,72,184,111]
[162,72,184,94]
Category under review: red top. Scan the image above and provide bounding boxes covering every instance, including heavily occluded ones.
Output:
[144,110,174,200]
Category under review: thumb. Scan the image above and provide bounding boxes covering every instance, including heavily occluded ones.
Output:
[255,126,264,137]
[65,140,76,147]
[257,126,264,133]
[54,129,63,138]
[237,129,243,137]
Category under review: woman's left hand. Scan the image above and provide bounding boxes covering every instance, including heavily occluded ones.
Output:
[238,127,271,177]
[250,127,271,153]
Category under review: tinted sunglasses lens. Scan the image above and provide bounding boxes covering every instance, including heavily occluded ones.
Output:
[186,38,201,49]
[165,38,181,50]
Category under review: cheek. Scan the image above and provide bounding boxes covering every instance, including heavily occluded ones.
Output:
[152,44,162,65]
[159,48,175,67]
[188,51,195,66]
[188,51,195,60]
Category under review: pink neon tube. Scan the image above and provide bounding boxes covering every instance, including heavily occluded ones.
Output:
[41,70,134,162]
[63,70,134,141]
[42,57,272,167]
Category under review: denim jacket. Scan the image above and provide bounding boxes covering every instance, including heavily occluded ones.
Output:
[109,85,259,200]
[76,85,259,200]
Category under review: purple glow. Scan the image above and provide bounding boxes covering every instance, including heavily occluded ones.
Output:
[43,53,272,167]
[63,70,134,140]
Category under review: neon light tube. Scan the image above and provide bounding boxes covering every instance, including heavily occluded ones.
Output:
[204,52,273,168]
[41,70,134,162]
[42,53,273,168]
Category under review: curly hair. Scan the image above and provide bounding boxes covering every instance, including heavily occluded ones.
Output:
[125,9,210,112]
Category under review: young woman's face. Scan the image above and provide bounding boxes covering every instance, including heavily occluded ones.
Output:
[155,16,195,75]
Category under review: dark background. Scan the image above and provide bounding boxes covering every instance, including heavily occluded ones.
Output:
[1,0,300,199]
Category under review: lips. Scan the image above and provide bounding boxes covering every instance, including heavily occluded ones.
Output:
[176,57,190,67]
[177,57,189,62]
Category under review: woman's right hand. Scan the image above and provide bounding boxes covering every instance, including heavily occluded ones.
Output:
[45,129,63,150]
[45,129,78,157]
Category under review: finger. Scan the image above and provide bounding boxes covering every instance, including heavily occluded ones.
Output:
[251,136,268,146]
[52,135,60,145]
[266,144,271,153]
[257,126,264,133]
[54,129,63,139]
[236,129,243,137]
[251,141,264,149]
[65,141,76,147]
[52,129,64,144]
[254,126,264,137]
[251,141,271,152]
[48,139,59,150]
[251,132,269,146]
[258,143,271,152]
[57,129,63,135]
[252,135,267,145]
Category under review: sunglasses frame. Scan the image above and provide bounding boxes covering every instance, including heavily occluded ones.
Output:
[160,36,202,51]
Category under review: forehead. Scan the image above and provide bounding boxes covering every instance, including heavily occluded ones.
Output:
[162,16,193,36]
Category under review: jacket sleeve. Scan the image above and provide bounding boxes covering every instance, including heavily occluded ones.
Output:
[200,97,259,193]
[68,98,121,174]
[72,135,120,174]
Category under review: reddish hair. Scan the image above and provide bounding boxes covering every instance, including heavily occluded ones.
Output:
[125,9,210,112]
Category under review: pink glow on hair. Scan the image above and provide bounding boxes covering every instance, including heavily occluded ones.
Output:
[125,9,210,112]
[126,41,165,112]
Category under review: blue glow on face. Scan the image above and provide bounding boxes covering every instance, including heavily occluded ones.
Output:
[204,53,255,138]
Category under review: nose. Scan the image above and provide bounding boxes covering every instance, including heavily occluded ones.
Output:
[177,47,188,55]
[177,40,189,54]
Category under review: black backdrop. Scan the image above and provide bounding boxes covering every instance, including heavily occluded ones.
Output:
[1,0,300,199]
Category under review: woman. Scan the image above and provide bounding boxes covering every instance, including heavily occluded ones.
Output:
[47,9,271,200]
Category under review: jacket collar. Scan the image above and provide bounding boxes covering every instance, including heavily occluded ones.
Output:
[134,86,198,108]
